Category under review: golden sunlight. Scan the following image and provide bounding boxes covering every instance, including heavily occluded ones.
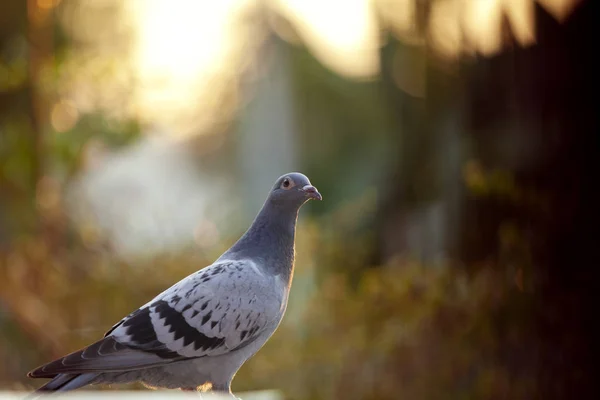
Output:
[537,0,581,21]
[463,0,504,56]
[273,0,380,78]
[399,0,575,58]
[126,0,251,136]
[74,0,580,137]
[461,0,535,56]
[112,0,580,135]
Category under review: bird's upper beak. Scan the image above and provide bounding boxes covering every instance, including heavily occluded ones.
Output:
[302,185,322,201]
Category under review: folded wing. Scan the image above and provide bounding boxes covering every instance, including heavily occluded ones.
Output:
[29,260,280,378]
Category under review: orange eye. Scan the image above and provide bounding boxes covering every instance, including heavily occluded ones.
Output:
[281,177,294,190]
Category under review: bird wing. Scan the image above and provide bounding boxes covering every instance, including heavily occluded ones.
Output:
[29,260,283,378]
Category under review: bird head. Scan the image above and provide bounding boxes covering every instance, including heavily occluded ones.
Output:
[268,172,322,209]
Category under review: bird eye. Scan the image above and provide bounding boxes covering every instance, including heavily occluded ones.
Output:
[281,177,293,190]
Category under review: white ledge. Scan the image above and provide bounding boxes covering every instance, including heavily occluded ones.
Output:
[0,390,282,400]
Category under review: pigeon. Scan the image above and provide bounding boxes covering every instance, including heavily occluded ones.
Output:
[27,172,321,398]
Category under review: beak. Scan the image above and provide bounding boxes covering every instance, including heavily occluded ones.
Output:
[302,185,322,201]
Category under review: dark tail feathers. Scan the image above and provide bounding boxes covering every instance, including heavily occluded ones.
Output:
[25,373,98,398]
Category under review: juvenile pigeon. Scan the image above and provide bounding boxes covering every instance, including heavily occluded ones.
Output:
[28,172,321,398]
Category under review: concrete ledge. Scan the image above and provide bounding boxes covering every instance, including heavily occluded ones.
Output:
[0,390,282,400]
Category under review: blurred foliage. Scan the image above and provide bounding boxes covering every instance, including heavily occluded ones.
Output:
[0,221,534,400]
[238,252,535,400]
[0,236,213,389]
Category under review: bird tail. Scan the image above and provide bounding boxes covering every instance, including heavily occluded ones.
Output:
[25,373,99,398]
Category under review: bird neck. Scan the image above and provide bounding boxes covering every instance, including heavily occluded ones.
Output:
[223,201,299,282]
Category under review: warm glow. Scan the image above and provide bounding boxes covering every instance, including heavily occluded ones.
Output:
[377,0,418,40]
[463,0,503,56]
[504,0,536,47]
[50,100,79,132]
[37,0,61,9]
[126,0,251,136]
[429,0,462,59]
[409,0,576,58]
[538,0,580,22]
[273,0,380,78]
[59,0,580,133]
[435,0,537,57]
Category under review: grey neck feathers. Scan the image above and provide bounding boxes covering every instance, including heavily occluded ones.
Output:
[221,201,299,283]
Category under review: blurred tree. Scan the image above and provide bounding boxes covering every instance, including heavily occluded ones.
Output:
[1,0,39,239]
[458,4,596,397]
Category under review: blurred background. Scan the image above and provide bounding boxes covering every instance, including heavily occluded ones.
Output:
[0,0,595,399]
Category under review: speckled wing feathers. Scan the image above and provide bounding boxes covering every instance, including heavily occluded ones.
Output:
[110,260,280,358]
[29,260,282,377]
